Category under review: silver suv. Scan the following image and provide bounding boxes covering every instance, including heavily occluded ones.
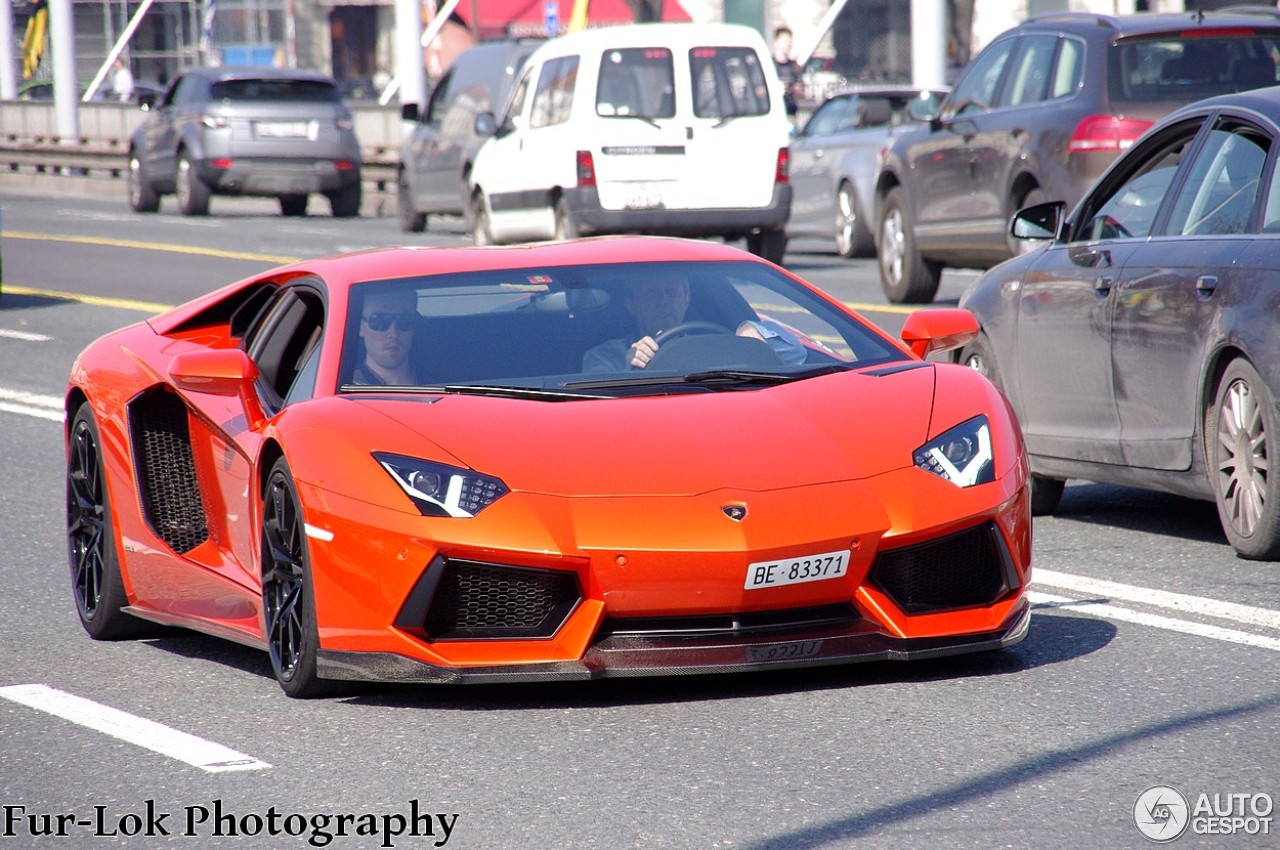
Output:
[127,67,363,217]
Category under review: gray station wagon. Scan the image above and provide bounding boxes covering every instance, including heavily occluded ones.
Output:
[127,67,363,217]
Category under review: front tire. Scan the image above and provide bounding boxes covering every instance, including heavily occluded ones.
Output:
[176,152,210,216]
[398,171,426,233]
[1208,359,1280,559]
[67,405,156,640]
[261,458,335,698]
[470,191,493,246]
[127,152,160,213]
[960,334,1064,515]
[878,186,940,303]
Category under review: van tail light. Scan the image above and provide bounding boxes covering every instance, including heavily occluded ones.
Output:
[576,151,596,187]
[1067,115,1154,154]
[774,147,790,184]
[335,160,356,171]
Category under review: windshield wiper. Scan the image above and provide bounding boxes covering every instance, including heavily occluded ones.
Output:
[343,384,606,401]
[565,364,852,391]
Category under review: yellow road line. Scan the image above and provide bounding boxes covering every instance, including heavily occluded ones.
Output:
[2,231,298,264]
[3,284,173,314]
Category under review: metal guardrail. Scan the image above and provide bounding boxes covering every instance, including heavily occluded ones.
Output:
[0,100,403,200]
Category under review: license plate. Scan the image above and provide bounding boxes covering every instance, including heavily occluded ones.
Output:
[623,182,662,209]
[256,121,312,139]
[744,549,849,590]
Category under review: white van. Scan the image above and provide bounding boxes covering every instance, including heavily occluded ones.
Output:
[466,23,793,263]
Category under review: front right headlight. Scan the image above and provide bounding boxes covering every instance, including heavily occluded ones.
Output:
[374,453,509,518]
[913,415,994,487]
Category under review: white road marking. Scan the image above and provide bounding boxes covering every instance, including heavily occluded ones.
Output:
[1035,567,1280,631]
[1029,591,1280,653]
[0,328,52,342]
[0,684,271,772]
[0,387,64,422]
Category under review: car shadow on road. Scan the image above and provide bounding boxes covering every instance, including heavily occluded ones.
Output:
[1052,481,1226,546]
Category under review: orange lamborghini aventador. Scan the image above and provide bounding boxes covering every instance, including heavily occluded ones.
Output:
[66,236,1031,697]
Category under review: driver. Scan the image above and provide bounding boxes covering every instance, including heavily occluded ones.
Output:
[582,272,804,372]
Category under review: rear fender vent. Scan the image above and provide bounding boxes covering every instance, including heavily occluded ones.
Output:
[870,522,1018,614]
[129,388,210,555]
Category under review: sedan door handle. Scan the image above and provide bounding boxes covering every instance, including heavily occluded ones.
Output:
[1196,275,1219,295]
[1095,276,1114,294]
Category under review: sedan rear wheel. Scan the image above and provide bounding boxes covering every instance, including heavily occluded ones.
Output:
[834,182,873,258]
[261,458,335,698]
[67,405,156,640]
[1209,359,1280,559]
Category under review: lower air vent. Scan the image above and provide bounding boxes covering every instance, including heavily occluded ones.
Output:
[870,522,1016,614]
[422,560,581,640]
[129,389,209,555]
[600,604,859,639]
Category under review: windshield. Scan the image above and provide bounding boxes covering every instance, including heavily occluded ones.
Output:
[339,261,905,397]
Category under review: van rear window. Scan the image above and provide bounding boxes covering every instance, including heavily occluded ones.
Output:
[690,46,771,119]
[597,48,675,118]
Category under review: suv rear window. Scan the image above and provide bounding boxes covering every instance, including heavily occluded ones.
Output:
[209,79,341,103]
[1110,35,1280,104]
[690,46,771,119]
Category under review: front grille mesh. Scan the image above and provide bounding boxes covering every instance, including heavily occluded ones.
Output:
[130,389,209,555]
[870,523,1012,613]
[425,561,580,639]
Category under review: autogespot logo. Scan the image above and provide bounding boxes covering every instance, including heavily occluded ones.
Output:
[1135,786,1190,843]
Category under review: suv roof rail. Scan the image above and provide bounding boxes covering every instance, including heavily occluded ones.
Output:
[1217,5,1280,17]
[1024,12,1120,30]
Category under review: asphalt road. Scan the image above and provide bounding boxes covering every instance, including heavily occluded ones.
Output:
[1,191,1277,850]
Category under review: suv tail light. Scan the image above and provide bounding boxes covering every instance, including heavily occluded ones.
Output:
[1067,115,1154,154]
[576,151,596,187]
[774,147,789,184]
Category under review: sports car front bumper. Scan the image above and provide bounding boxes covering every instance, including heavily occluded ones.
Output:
[314,598,1030,684]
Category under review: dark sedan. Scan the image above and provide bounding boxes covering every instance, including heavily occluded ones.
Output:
[958,84,1280,560]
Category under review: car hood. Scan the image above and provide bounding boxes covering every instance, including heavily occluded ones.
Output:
[357,365,938,497]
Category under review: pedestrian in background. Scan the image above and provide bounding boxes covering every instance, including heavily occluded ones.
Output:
[111,58,135,102]
[772,26,803,121]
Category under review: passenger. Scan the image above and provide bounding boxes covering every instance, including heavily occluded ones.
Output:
[582,272,805,371]
[352,289,421,385]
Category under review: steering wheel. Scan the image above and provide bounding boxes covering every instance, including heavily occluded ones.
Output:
[655,321,731,342]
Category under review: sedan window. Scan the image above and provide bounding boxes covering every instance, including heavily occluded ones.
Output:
[1165,123,1269,236]
[1078,132,1194,241]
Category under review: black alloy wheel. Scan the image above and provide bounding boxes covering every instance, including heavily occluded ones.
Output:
[67,405,154,640]
[261,458,335,697]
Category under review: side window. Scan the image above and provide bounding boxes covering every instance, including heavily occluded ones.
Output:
[597,47,675,118]
[244,287,326,409]
[945,36,1015,117]
[689,46,771,119]
[1050,37,1084,99]
[801,95,853,137]
[1077,126,1199,241]
[530,56,579,128]
[423,69,454,124]
[1165,122,1269,236]
[500,70,531,133]
[1002,35,1058,107]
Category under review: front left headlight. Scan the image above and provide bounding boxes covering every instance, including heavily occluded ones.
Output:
[374,453,509,518]
[913,415,994,487]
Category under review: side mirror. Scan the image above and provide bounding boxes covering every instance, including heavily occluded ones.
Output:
[138,92,156,110]
[1011,200,1067,242]
[474,112,497,137]
[908,91,942,123]
[900,308,979,359]
[401,102,420,122]
[169,349,266,428]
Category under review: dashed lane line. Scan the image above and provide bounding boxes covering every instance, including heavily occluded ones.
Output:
[0,684,271,772]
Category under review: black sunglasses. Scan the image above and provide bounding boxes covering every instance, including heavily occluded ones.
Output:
[363,312,419,332]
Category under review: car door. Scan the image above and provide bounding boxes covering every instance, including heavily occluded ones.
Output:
[1110,114,1269,470]
[1010,124,1194,465]
[789,93,856,235]
[139,73,196,182]
[402,67,457,212]
[910,36,1017,252]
